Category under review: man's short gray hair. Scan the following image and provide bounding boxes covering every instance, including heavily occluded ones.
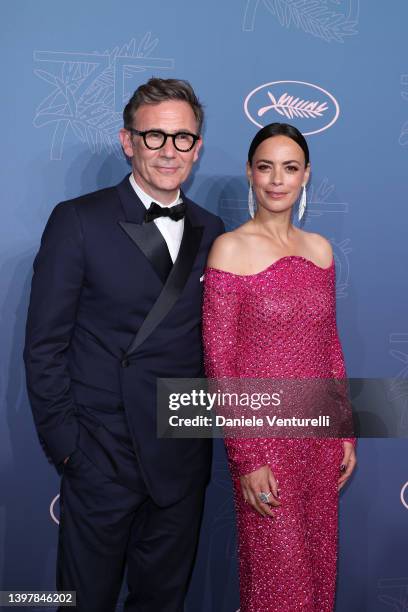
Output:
[123,78,204,133]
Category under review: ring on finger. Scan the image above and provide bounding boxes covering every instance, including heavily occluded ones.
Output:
[258,491,272,504]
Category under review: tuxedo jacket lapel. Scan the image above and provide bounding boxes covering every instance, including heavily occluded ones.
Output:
[117,176,173,284]
[126,214,203,356]
[119,222,173,284]
[116,176,204,356]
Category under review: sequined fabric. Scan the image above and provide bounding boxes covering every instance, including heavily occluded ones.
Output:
[202,256,353,612]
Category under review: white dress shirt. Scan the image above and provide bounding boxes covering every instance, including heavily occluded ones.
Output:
[129,174,184,263]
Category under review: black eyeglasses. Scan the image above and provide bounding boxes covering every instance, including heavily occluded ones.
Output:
[128,128,200,152]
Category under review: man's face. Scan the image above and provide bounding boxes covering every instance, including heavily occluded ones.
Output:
[119,100,202,204]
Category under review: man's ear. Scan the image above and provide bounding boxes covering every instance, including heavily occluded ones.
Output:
[192,136,203,163]
[119,128,134,158]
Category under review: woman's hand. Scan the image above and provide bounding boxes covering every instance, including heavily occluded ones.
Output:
[338,441,357,491]
[240,465,281,517]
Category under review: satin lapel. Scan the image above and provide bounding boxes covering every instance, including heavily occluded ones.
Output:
[118,222,173,284]
[116,176,173,283]
[126,214,204,356]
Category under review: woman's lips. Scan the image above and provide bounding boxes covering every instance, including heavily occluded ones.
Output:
[266,191,288,200]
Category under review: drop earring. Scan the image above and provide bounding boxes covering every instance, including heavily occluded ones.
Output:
[248,182,256,218]
[298,185,307,221]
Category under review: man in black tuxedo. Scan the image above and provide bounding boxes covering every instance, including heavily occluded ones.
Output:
[24,78,224,612]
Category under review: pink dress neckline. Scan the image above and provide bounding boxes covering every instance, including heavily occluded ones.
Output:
[205,255,334,278]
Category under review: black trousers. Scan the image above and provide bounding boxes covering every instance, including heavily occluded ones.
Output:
[56,417,206,612]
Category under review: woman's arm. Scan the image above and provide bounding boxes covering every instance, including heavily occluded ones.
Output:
[202,236,272,477]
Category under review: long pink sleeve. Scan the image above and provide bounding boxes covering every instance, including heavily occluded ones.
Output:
[330,270,356,446]
[202,268,267,476]
[202,268,241,379]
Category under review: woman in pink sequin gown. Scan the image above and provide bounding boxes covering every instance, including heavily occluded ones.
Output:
[202,123,356,612]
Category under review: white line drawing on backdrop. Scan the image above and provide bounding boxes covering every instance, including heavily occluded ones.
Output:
[389,333,408,435]
[377,577,408,611]
[50,493,60,525]
[242,0,359,42]
[244,81,339,134]
[331,238,351,299]
[306,178,349,217]
[219,198,250,231]
[401,482,408,510]
[399,74,408,146]
[33,33,174,160]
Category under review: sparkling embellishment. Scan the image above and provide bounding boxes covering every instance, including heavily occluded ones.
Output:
[202,256,355,612]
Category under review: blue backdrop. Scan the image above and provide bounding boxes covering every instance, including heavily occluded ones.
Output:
[1,1,408,610]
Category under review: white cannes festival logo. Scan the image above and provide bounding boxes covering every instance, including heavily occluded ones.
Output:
[244,81,339,135]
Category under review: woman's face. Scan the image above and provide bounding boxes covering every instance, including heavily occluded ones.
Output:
[247,135,310,216]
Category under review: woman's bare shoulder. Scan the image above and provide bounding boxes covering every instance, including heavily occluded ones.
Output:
[206,228,250,272]
[298,230,333,267]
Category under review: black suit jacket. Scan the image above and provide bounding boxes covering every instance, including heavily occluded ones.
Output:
[24,175,224,505]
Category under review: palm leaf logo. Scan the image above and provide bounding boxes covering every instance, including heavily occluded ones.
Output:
[243,0,359,43]
[258,91,328,119]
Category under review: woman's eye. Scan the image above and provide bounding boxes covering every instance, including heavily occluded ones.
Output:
[257,164,270,171]
[286,165,298,172]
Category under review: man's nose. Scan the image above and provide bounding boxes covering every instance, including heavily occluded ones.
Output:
[160,136,177,157]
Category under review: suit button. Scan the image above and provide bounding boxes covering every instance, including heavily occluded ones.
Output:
[121,358,129,368]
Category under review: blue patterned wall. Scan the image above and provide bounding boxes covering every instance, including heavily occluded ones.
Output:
[1,2,408,610]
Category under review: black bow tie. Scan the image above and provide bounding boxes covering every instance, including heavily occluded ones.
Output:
[144,201,186,223]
